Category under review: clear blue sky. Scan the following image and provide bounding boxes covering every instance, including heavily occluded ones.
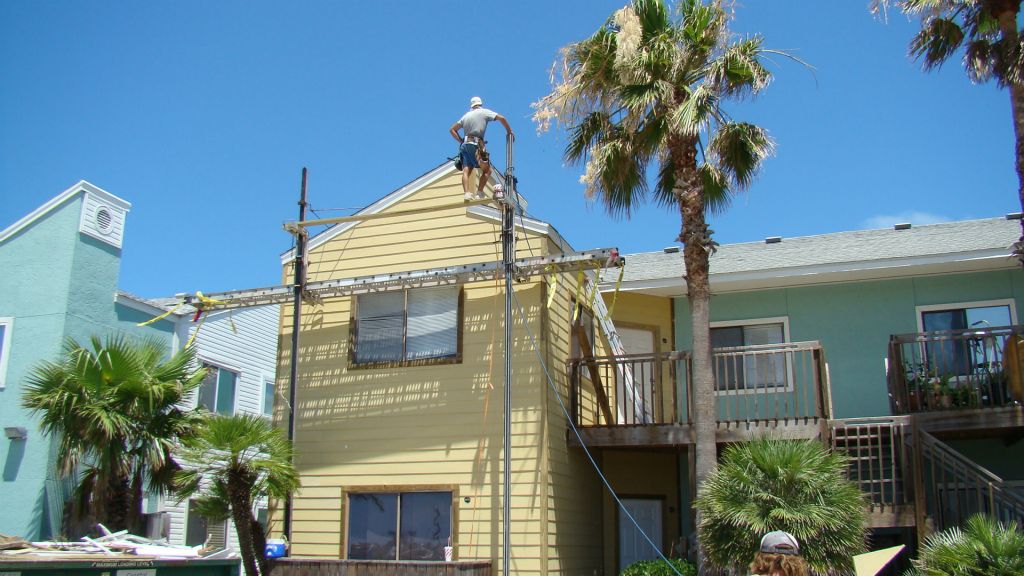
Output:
[0,1,1015,298]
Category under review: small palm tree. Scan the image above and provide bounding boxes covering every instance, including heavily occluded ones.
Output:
[906,514,1024,576]
[533,0,781,520]
[875,0,1024,262]
[694,437,868,575]
[174,413,299,576]
[22,335,206,533]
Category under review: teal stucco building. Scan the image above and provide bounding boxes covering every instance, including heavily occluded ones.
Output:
[0,181,179,539]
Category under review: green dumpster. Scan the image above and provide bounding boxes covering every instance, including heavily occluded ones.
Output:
[0,557,240,576]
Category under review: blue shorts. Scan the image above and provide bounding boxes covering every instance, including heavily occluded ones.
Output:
[460,142,480,170]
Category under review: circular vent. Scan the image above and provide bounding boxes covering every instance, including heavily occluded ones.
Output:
[95,207,114,234]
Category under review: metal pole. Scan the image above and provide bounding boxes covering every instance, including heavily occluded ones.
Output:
[283,167,308,550]
[502,133,516,576]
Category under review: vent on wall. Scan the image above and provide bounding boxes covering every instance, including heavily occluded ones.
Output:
[78,190,127,248]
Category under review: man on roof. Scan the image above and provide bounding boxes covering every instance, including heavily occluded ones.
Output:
[450,96,513,201]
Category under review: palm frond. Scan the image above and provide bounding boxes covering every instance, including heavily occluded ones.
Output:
[707,122,775,192]
[909,16,966,70]
[695,438,868,574]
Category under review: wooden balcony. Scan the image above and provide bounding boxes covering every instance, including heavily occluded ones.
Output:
[887,325,1024,421]
[567,341,832,448]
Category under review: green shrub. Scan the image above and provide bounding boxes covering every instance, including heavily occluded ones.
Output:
[620,558,696,576]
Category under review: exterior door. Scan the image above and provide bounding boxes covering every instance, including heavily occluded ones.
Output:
[619,498,663,572]
[618,327,657,423]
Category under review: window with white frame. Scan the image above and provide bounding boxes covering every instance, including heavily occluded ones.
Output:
[0,318,11,389]
[346,490,453,561]
[197,363,237,415]
[711,318,788,392]
[352,287,460,366]
[263,376,275,417]
[917,299,1017,377]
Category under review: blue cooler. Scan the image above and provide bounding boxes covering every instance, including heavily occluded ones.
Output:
[266,538,287,559]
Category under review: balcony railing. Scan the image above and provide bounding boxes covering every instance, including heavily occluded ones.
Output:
[829,417,913,515]
[919,430,1024,530]
[888,325,1024,415]
[568,341,831,428]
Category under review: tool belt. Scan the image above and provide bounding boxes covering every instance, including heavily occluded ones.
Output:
[464,136,490,163]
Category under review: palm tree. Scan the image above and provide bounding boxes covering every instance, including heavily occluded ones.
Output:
[533,0,777,509]
[876,0,1024,262]
[906,514,1024,575]
[694,438,868,575]
[174,413,299,576]
[22,335,206,534]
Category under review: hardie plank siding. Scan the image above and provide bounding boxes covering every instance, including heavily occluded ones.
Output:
[164,305,281,553]
[276,168,603,575]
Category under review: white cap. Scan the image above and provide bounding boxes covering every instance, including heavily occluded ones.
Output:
[470,96,483,108]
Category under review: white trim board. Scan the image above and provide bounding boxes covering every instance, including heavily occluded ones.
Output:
[0,181,130,245]
[0,317,12,389]
[914,298,1018,333]
[280,161,518,265]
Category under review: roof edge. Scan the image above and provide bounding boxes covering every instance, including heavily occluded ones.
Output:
[0,180,131,245]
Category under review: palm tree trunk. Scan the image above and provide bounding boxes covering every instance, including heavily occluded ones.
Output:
[105,473,131,532]
[994,3,1024,263]
[674,139,717,572]
[229,471,264,576]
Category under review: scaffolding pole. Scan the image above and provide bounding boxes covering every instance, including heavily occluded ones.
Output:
[282,167,307,550]
[501,132,516,576]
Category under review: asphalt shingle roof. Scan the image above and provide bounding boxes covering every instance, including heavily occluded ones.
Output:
[617,217,1020,283]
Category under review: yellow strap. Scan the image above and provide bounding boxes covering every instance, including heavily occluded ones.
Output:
[546,266,559,308]
[185,312,207,349]
[194,291,227,308]
[605,265,626,318]
[136,301,182,327]
[572,270,584,323]
[585,272,599,311]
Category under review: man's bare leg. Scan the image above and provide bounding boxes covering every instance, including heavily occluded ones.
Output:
[476,161,491,197]
[462,167,474,199]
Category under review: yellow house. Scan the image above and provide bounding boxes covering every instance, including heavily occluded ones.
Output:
[268,155,1024,575]
[274,161,618,575]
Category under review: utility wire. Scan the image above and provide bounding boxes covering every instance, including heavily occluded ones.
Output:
[509,288,687,576]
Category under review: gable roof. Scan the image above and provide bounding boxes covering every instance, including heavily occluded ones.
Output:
[608,217,1020,296]
[0,180,131,245]
[280,161,544,264]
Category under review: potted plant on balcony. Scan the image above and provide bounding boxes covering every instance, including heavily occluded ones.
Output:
[952,382,977,408]
[903,362,929,412]
[932,374,954,409]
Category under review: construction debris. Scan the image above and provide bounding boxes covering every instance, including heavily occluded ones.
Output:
[0,526,238,562]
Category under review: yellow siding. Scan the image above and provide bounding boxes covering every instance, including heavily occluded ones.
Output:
[541,238,605,575]
[274,170,605,575]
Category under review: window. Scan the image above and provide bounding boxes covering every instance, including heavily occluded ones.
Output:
[917,300,1016,377]
[185,500,226,548]
[352,287,461,366]
[347,491,453,561]
[0,317,11,389]
[263,376,275,417]
[197,363,237,415]
[711,319,788,392]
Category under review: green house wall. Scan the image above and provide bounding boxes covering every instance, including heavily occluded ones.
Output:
[0,193,175,540]
[674,270,1024,418]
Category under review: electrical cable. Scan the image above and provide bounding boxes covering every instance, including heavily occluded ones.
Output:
[510,288,687,576]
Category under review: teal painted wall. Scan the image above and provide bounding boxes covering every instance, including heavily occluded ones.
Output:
[674,270,1024,418]
[0,192,175,540]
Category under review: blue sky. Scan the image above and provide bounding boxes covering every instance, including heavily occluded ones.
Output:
[0,1,1015,298]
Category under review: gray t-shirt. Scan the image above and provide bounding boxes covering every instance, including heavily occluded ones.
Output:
[456,107,499,139]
